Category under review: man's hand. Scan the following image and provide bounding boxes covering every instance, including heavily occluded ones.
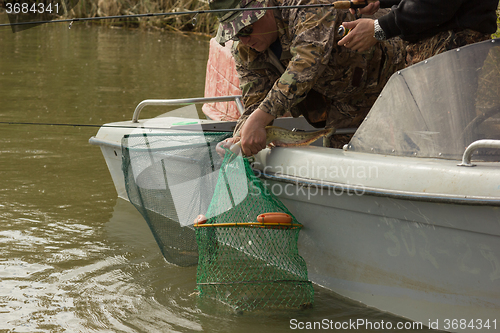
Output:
[349,1,380,16]
[240,108,275,156]
[216,137,238,157]
[338,19,378,52]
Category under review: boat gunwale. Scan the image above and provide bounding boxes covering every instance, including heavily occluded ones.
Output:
[90,136,500,206]
[258,169,500,206]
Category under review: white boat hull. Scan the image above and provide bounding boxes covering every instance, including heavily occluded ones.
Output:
[91,123,500,332]
[276,181,500,329]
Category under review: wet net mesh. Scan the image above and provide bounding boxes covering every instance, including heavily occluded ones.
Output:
[122,131,313,310]
[122,131,232,267]
[195,150,314,311]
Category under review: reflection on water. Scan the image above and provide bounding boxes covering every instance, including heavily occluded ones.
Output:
[0,24,436,332]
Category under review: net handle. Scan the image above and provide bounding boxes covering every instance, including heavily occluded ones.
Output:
[193,222,302,228]
[193,213,300,228]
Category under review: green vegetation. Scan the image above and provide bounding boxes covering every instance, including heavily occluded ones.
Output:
[1,1,499,37]
[66,1,500,38]
[494,4,500,38]
[68,0,219,35]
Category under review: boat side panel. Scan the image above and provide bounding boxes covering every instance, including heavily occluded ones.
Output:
[100,145,128,200]
[270,184,500,330]
[254,146,500,200]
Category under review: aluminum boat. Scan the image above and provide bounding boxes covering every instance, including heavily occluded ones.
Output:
[90,39,500,331]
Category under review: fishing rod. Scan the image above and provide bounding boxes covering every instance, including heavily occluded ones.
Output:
[0,120,225,131]
[1,0,400,28]
[0,121,150,129]
[0,120,226,130]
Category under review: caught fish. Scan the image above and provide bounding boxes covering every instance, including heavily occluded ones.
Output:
[230,126,334,154]
[264,126,333,147]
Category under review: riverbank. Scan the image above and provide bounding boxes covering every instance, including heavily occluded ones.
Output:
[0,0,219,35]
[59,1,500,37]
[2,1,497,37]
[495,6,500,38]
[67,0,218,34]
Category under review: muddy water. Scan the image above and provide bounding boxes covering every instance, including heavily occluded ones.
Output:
[0,22,435,332]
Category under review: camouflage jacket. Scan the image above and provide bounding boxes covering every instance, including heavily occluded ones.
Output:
[232,0,405,133]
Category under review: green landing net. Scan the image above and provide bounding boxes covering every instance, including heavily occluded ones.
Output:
[121,130,313,311]
[122,131,232,267]
[195,149,314,311]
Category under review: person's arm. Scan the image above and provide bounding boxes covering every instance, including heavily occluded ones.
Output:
[233,0,337,155]
[349,0,381,16]
[239,108,275,156]
[337,18,379,52]
[231,43,277,143]
[230,44,279,155]
[258,0,337,118]
[378,0,467,40]
[340,0,468,51]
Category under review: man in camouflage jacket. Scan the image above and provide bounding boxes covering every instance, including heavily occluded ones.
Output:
[211,0,405,155]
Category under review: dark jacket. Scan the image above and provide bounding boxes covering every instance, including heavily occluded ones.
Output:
[378,0,499,42]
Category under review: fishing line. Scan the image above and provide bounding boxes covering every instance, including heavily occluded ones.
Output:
[0,121,216,131]
[0,1,374,28]
[0,121,111,128]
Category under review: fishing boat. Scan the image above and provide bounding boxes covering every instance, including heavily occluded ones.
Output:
[89,38,500,331]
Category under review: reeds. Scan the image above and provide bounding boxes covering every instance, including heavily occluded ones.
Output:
[3,0,497,37]
[67,0,219,34]
[66,0,500,37]
[494,5,500,39]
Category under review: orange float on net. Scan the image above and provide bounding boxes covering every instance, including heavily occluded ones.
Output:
[257,212,292,225]
[193,212,300,229]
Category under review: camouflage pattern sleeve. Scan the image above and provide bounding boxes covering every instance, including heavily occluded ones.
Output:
[232,41,281,135]
[258,0,337,117]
